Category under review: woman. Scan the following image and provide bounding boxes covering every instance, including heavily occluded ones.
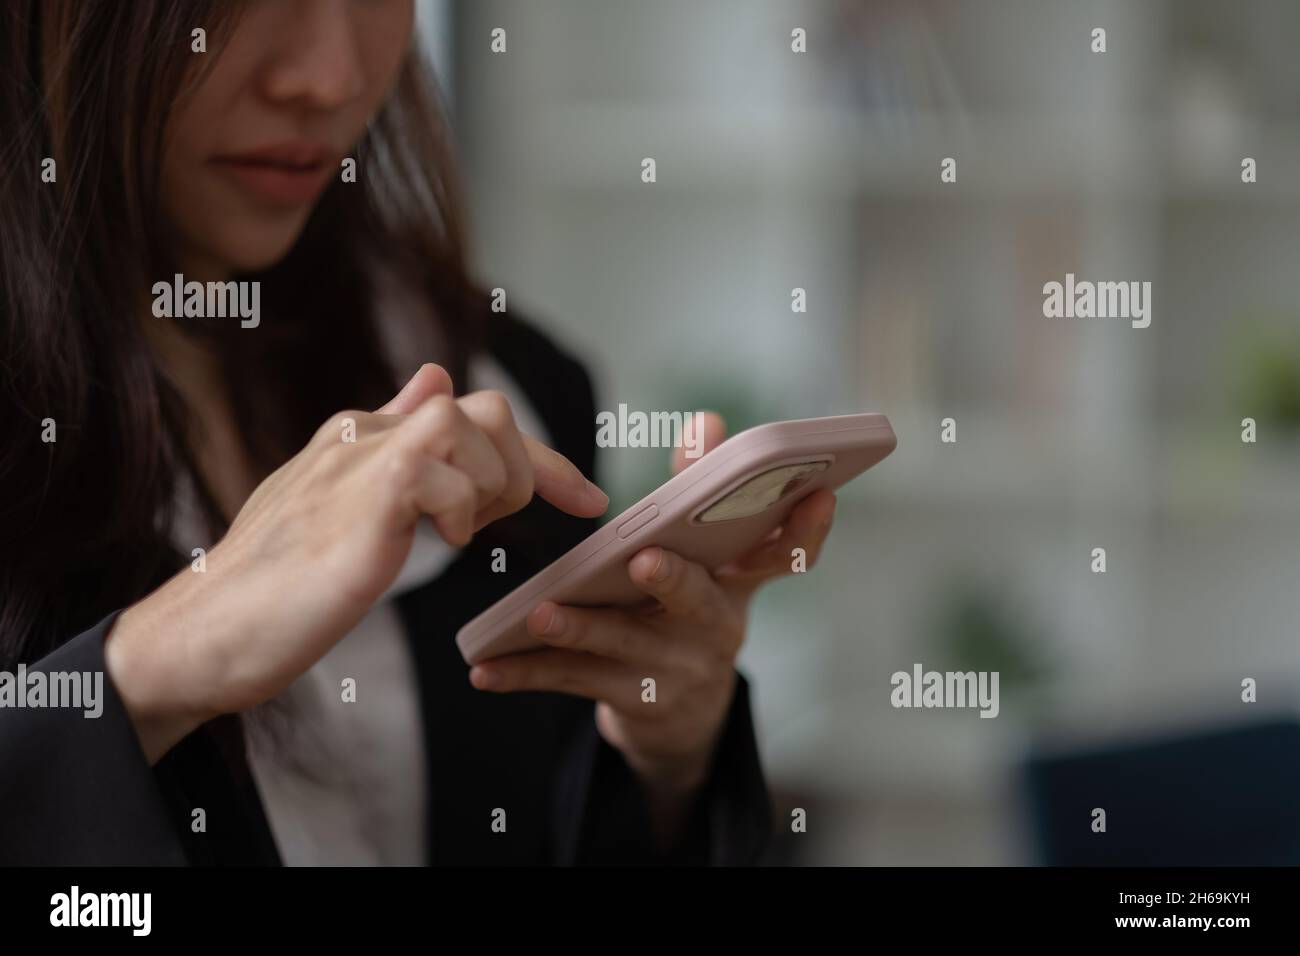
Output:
[0,0,836,865]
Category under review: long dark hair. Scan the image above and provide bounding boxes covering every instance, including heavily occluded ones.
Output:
[0,0,489,666]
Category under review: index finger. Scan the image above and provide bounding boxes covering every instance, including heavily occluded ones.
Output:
[523,433,609,518]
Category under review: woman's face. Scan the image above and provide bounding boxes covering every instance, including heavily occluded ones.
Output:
[161,0,415,278]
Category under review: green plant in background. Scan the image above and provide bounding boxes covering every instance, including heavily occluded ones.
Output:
[1233,321,1300,433]
[926,579,1051,706]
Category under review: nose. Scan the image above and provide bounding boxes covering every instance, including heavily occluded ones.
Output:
[259,0,366,111]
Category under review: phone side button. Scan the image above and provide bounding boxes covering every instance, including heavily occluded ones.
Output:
[616,504,659,539]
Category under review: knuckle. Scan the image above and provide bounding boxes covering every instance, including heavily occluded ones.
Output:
[316,411,357,444]
[481,456,508,498]
[316,437,348,471]
[430,393,460,418]
[472,389,515,429]
[423,393,458,429]
[419,395,462,456]
[385,445,419,488]
[452,470,478,509]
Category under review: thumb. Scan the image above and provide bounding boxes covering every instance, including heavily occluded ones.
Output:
[376,363,454,415]
[670,410,726,475]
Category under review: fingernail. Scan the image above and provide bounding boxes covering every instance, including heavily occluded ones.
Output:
[470,666,500,690]
[650,548,670,581]
[543,606,566,635]
[585,479,609,506]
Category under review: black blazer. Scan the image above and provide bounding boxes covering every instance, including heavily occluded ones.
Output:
[0,314,773,865]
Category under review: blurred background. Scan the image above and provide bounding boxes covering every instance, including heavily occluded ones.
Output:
[422,0,1300,864]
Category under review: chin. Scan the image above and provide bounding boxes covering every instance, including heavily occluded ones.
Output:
[217,225,306,275]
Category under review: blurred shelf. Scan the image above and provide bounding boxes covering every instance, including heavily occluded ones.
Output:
[483,105,1146,196]
[477,103,1300,201]
[758,695,1031,801]
[833,409,1300,518]
[454,3,1300,863]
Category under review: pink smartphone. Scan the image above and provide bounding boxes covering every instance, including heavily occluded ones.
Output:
[455,413,896,664]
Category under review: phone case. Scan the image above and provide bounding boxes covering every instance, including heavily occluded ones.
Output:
[455,413,896,664]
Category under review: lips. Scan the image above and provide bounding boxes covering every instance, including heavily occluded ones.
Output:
[209,142,336,206]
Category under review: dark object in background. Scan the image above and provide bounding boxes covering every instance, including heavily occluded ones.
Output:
[1025,719,1300,866]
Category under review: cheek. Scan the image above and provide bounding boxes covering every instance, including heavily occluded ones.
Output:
[357,4,416,110]
[159,124,216,257]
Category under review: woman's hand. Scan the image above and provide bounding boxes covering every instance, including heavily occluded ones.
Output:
[467,413,837,846]
[106,364,609,764]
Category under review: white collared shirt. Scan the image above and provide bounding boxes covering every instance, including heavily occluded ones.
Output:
[233,352,550,866]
